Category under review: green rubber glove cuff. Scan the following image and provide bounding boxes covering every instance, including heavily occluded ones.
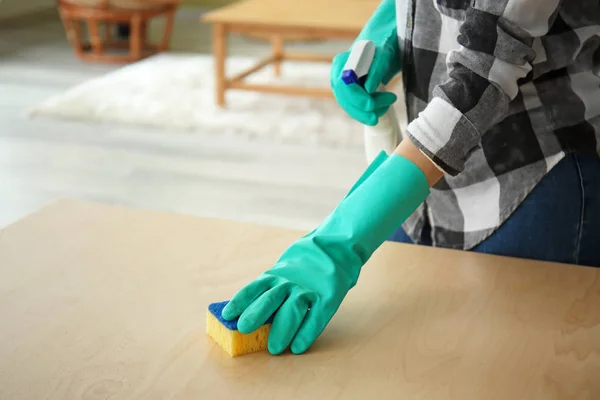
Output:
[308,150,429,287]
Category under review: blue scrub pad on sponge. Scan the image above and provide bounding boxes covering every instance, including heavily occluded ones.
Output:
[208,301,239,330]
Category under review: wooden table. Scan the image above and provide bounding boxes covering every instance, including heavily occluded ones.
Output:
[58,0,179,63]
[1,200,599,399]
[201,0,379,107]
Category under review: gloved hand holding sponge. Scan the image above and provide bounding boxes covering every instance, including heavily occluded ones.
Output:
[220,0,432,355]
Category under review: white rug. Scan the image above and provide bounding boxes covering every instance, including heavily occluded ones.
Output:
[29,53,407,148]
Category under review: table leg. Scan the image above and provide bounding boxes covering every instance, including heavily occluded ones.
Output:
[59,11,85,58]
[271,35,283,77]
[87,18,102,55]
[140,21,147,51]
[213,23,227,107]
[130,14,142,60]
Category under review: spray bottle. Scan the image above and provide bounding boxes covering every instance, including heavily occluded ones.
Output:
[341,40,402,164]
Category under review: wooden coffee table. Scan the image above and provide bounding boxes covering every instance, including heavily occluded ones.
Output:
[201,0,379,106]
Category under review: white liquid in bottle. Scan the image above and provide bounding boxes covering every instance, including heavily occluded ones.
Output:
[363,84,401,164]
[343,40,402,164]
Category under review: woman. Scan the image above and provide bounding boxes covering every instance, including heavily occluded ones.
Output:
[220,0,600,355]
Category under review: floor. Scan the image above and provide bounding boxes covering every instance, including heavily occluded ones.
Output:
[0,7,366,231]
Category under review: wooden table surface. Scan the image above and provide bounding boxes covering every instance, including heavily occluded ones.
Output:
[201,0,379,32]
[0,200,599,399]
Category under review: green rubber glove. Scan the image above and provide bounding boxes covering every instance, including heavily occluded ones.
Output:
[222,151,429,355]
[330,0,402,126]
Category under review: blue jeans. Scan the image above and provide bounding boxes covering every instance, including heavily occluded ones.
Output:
[389,154,600,267]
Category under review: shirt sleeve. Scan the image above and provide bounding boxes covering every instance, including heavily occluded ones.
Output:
[404,0,562,176]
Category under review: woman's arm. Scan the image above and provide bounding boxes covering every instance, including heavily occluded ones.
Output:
[405,0,562,177]
[395,138,444,187]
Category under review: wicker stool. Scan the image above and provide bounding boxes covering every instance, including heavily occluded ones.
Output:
[57,0,179,63]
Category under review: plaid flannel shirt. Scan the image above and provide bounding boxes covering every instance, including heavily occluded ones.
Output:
[396,0,600,249]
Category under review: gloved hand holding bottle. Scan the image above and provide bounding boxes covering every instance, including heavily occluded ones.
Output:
[329,0,401,126]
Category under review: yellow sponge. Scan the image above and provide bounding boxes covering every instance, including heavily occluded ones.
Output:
[206,301,271,357]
